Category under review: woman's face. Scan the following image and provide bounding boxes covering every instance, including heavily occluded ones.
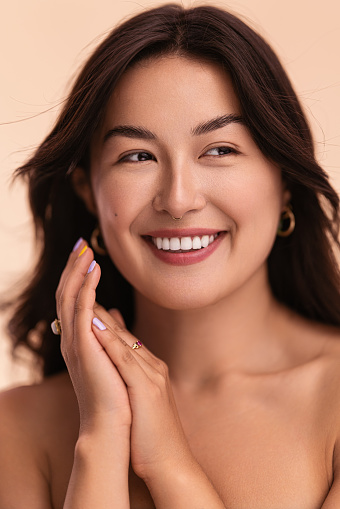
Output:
[87,55,288,309]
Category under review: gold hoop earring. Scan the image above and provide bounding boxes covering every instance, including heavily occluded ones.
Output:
[277,205,295,237]
[91,226,107,255]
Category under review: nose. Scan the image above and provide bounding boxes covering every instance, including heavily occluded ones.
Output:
[152,160,206,219]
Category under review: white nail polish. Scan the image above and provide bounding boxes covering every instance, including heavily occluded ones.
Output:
[92,317,106,330]
[87,260,96,274]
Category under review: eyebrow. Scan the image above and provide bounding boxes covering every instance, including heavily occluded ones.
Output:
[103,113,244,143]
[191,114,244,135]
[103,125,156,143]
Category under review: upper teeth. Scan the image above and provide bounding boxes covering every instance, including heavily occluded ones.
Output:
[152,234,217,251]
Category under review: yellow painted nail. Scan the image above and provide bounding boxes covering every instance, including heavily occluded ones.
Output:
[78,245,88,257]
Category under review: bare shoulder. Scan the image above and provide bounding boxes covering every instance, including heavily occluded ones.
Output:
[0,370,72,404]
[292,317,340,392]
[313,329,340,506]
[0,371,79,457]
[0,371,77,435]
[310,322,340,385]
[0,372,77,509]
[276,309,340,426]
[290,318,340,432]
[317,326,340,432]
[280,308,340,376]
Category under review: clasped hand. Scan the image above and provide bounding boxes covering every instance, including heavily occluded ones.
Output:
[55,240,191,483]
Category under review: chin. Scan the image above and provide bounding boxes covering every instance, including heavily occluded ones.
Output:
[142,286,224,311]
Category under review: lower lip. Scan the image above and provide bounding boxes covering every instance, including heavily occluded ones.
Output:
[144,232,226,266]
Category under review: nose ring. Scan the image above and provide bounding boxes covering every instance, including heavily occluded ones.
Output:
[171,216,183,221]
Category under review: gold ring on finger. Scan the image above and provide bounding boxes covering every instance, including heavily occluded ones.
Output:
[132,340,142,349]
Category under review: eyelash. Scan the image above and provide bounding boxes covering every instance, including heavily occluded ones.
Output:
[118,145,237,163]
[202,146,236,157]
[118,151,155,163]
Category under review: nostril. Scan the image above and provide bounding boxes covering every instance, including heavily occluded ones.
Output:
[151,179,207,217]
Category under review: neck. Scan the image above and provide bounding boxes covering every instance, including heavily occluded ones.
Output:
[132,266,286,386]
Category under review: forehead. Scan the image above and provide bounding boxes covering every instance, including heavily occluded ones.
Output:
[101,55,241,129]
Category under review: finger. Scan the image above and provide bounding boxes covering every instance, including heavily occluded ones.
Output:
[73,259,100,333]
[73,260,102,347]
[55,238,85,307]
[94,306,126,329]
[109,308,126,328]
[91,315,167,384]
[55,238,88,318]
[58,245,95,345]
[92,306,143,351]
[91,319,153,389]
[60,264,132,422]
[91,304,166,377]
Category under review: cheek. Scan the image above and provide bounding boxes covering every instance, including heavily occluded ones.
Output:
[93,173,151,227]
[212,164,283,258]
[219,165,282,222]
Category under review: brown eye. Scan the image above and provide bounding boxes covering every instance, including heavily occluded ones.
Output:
[204,146,235,156]
[120,151,155,162]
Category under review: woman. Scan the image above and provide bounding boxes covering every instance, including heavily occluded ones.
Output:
[1,4,340,508]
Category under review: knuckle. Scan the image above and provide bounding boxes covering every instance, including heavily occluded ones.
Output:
[74,294,92,315]
[74,302,87,315]
[154,368,169,389]
[58,289,67,309]
[112,321,125,334]
[102,333,118,346]
[99,332,119,352]
[148,382,163,400]
[81,277,92,290]
[93,302,104,314]
[157,359,169,377]
[121,348,135,364]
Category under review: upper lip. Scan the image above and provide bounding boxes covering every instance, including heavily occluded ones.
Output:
[143,228,224,237]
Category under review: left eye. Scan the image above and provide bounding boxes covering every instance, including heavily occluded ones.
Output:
[120,151,155,162]
[204,146,234,156]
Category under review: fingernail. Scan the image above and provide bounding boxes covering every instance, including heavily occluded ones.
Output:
[92,317,106,330]
[78,245,88,257]
[72,237,83,252]
[87,260,96,274]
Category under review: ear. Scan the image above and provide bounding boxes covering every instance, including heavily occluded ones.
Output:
[71,167,97,216]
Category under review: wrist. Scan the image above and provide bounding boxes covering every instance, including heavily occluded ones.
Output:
[77,419,130,459]
[135,437,196,483]
[142,451,199,488]
[144,458,224,509]
[65,425,131,509]
[75,429,130,474]
[79,413,131,439]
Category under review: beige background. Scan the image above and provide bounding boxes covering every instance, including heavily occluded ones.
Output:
[1,0,339,390]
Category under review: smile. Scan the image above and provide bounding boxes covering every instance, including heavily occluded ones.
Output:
[143,228,226,266]
[151,234,218,252]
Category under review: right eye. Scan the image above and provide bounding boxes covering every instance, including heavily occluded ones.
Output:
[119,151,155,163]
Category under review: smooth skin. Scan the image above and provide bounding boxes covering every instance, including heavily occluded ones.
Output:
[1,56,340,508]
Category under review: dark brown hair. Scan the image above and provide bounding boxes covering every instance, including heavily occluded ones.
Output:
[7,4,340,376]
